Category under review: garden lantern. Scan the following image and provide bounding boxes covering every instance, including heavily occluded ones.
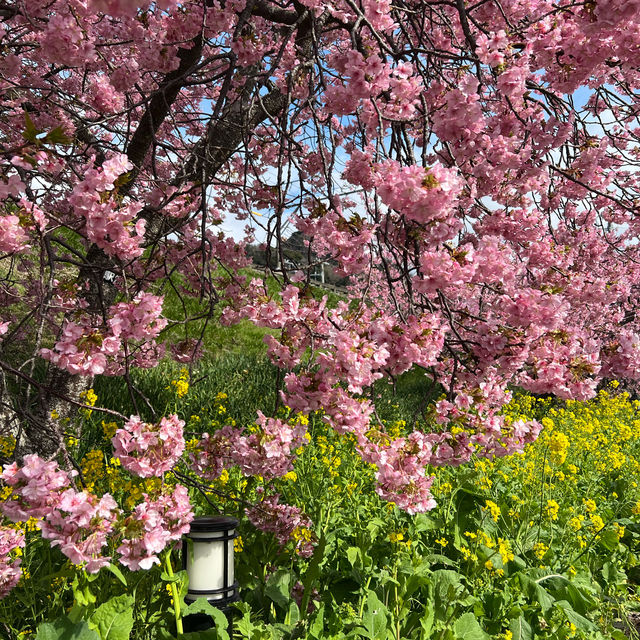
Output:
[182,515,239,607]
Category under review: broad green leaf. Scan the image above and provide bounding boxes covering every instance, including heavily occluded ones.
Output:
[285,600,300,626]
[183,597,222,617]
[362,590,388,640]
[602,562,626,585]
[420,605,435,636]
[366,517,387,539]
[36,617,100,640]
[264,568,292,609]
[209,607,231,640]
[413,513,440,531]
[519,575,555,616]
[555,600,596,632]
[432,569,464,615]
[235,610,256,637]
[89,594,134,640]
[427,553,456,567]
[544,579,596,614]
[509,616,533,640]
[453,613,489,640]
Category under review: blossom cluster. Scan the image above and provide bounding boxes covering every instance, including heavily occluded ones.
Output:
[189,413,307,481]
[66,154,145,260]
[0,527,24,599]
[1,456,117,572]
[41,292,167,376]
[0,454,193,585]
[363,432,436,514]
[117,485,193,571]
[246,493,315,558]
[112,414,185,478]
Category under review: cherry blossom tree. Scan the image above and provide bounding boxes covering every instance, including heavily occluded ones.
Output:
[2,0,640,569]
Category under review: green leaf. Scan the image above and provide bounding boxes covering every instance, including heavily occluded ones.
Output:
[554,600,596,632]
[347,546,361,568]
[36,617,100,640]
[44,126,72,146]
[509,616,533,640]
[602,561,626,585]
[362,590,388,640]
[427,553,456,567]
[432,569,464,616]
[302,534,326,617]
[544,579,596,615]
[285,600,300,626]
[599,529,620,552]
[160,571,181,583]
[104,563,127,587]
[235,609,256,637]
[420,605,435,636]
[181,599,230,639]
[453,613,489,640]
[23,111,39,143]
[308,604,325,639]
[264,568,292,609]
[413,513,440,532]
[519,575,555,616]
[209,607,231,640]
[183,597,220,617]
[89,594,134,640]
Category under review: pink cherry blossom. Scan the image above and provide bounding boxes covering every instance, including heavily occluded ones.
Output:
[113,414,185,477]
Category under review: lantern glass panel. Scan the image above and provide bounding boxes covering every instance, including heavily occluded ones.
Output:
[186,529,234,597]
[183,515,239,606]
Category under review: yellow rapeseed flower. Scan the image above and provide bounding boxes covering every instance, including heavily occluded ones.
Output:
[545,499,560,521]
[484,500,501,522]
[102,421,118,439]
[548,431,569,465]
[168,368,189,398]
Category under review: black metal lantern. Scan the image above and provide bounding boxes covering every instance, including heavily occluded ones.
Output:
[182,515,239,607]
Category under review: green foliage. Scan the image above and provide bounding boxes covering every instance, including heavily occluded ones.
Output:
[88,595,135,640]
[3,366,640,639]
[35,618,99,640]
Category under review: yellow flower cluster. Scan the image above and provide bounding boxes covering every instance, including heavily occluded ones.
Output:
[0,435,16,458]
[388,531,411,548]
[545,499,559,521]
[102,421,118,439]
[547,430,569,465]
[533,542,548,560]
[79,388,98,418]
[80,450,104,493]
[484,499,501,522]
[424,382,640,593]
[168,368,189,398]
